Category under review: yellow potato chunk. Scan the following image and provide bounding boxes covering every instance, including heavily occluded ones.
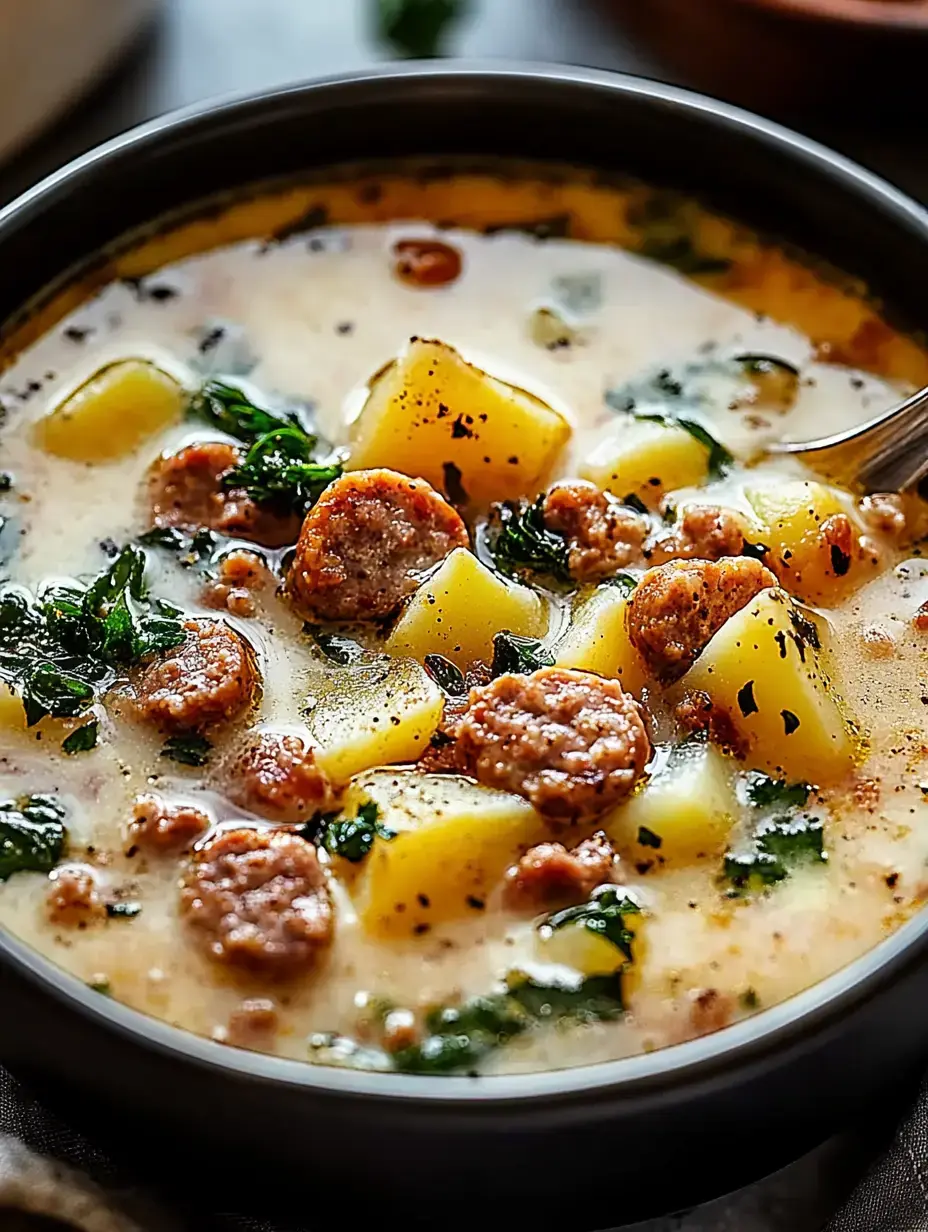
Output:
[386,548,547,668]
[537,920,625,976]
[746,480,867,603]
[579,418,709,505]
[678,587,855,782]
[348,338,571,502]
[347,770,549,936]
[0,683,89,743]
[307,659,443,784]
[537,902,646,985]
[554,584,647,695]
[605,740,738,864]
[35,360,184,462]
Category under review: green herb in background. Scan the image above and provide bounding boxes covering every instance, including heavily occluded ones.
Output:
[724,773,824,892]
[723,815,826,891]
[375,0,471,57]
[0,795,67,881]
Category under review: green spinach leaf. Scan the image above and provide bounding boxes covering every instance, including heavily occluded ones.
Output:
[424,653,467,698]
[187,379,302,442]
[743,772,811,812]
[491,631,555,677]
[487,496,572,583]
[161,733,213,767]
[62,720,98,755]
[0,794,66,881]
[317,801,395,863]
[223,426,341,516]
[393,972,624,1075]
[724,814,826,890]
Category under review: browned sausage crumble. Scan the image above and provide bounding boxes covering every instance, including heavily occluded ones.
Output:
[203,549,275,618]
[149,441,301,548]
[393,238,463,288]
[180,828,334,977]
[46,864,106,927]
[458,667,650,821]
[133,618,258,731]
[673,692,746,756]
[505,832,617,908]
[128,794,210,854]
[226,998,279,1050]
[287,468,469,622]
[644,506,747,566]
[628,557,776,682]
[223,731,334,823]
[540,480,649,582]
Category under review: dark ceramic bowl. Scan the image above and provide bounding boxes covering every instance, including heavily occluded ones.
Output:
[1,64,927,1230]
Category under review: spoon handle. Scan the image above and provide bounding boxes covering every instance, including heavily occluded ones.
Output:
[770,383,928,491]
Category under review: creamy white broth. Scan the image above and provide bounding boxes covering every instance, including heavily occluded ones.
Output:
[0,172,927,1074]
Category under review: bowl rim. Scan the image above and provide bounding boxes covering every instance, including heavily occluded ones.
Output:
[738,0,928,28]
[3,58,928,1108]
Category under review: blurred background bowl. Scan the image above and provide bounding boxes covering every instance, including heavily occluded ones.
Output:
[0,0,159,164]
[608,0,928,115]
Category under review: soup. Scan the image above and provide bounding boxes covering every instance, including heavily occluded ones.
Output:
[0,166,926,1076]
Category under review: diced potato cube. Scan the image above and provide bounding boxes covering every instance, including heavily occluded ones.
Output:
[347,770,549,936]
[36,360,184,462]
[386,548,547,668]
[554,584,647,695]
[579,418,709,505]
[746,480,866,603]
[605,740,738,864]
[307,659,443,784]
[678,587,856,782]
[348,338,571,502]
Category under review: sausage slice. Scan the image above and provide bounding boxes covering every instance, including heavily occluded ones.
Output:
[287,468,469,622]
[134,618,258,731]
[128,794,210,854]
[628,557,776,682]
[541,480,648,582]
[149,441,301,548]
[505,832,617,908]
[458,667,650,822]
[180,828,333,977]
[222,731,334,823]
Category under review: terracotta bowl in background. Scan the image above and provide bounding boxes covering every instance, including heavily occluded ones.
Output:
[608,0,928,115]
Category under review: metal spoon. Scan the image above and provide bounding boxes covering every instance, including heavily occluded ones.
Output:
[770,382,928,492]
